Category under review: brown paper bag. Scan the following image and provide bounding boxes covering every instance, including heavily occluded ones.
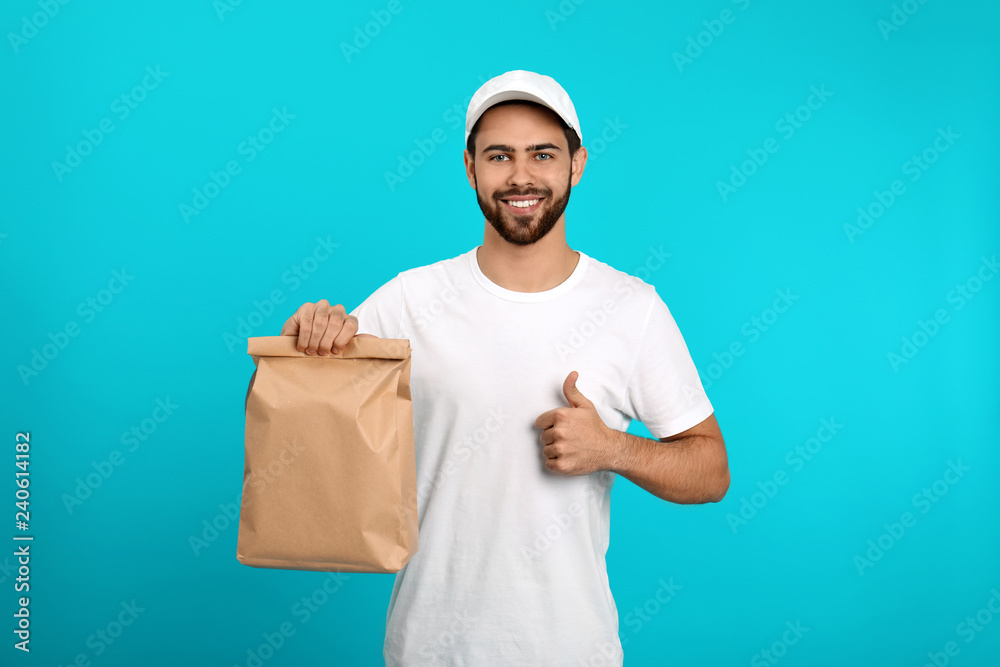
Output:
[237,335,417,573]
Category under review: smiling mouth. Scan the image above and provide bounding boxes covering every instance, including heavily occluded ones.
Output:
[501,197,543,214]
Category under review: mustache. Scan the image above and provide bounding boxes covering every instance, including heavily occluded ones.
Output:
[493,189,549,200]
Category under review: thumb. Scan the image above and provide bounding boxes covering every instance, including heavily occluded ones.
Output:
[563,370,593,408]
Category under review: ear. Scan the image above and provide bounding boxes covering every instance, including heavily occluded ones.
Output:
[570,146,587,186]
[464,149,477,190]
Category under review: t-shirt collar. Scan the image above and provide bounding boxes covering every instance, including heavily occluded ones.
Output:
[468,245,589,303]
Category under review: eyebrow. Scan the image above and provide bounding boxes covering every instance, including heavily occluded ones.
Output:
[481,143,563,155]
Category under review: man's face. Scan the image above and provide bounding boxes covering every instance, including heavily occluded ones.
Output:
[464,104,585,246]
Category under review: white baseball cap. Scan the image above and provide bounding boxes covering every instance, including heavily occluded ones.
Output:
[465,70,583,147]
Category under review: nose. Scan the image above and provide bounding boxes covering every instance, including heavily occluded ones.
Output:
[507,155,535,188]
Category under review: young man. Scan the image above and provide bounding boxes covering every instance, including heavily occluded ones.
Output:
[281,70,729,666]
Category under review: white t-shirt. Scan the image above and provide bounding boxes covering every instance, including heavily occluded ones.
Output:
[349,245,713,666]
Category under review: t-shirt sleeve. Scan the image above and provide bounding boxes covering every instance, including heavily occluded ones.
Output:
[348,274,403,339]
[622,287,714,439]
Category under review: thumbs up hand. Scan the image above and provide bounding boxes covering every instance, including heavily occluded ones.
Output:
[534,371,619,475]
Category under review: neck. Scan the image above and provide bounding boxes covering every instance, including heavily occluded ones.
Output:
[477,222,580,293]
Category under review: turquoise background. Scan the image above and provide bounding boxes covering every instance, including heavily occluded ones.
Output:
[3,0,999,665]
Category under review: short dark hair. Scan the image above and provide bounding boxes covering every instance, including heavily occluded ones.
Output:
[466,99,581,159]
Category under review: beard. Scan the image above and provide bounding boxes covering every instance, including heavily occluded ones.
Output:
[475,169,573,246]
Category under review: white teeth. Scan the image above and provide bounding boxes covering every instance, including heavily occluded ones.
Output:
[506,199,539,208]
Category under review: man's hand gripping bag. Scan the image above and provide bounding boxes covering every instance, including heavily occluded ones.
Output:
[238,335,417,573]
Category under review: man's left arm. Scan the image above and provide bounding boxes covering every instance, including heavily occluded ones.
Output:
[607,413,729,504]
[536,287,729,503]
[535,371,729,505]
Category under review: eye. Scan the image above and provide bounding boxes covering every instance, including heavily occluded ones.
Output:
[488,154,509,162]
[535,153,553,160]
